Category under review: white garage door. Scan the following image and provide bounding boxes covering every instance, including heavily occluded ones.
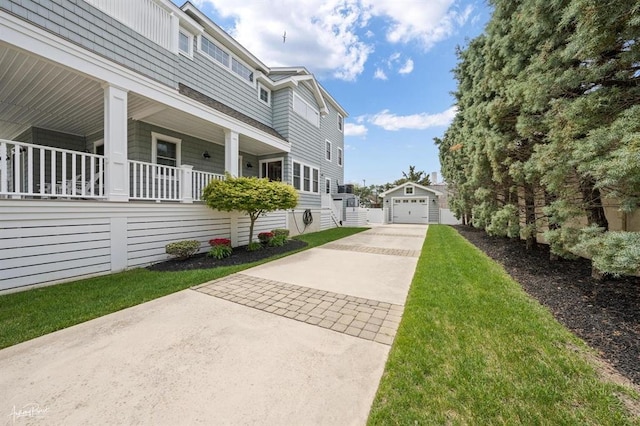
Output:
[393,199,429,224]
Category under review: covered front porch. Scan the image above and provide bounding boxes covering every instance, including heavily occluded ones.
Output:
[0,35,289,204]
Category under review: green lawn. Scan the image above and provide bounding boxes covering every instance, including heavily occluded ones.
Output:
[368,225,639,425]
[0,227,367,349]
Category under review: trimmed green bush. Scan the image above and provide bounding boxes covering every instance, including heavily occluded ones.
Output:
[165,240,200,260]
[272,228,290,237]
[269,234,287,247]
[246,241,262,252]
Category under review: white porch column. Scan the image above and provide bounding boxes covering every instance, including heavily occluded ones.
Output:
[224,129,239,177]
[180,164,194,203]
[103,84,129,202]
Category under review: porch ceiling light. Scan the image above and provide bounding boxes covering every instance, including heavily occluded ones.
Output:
[246,162,253,168]
[202,151,211,159]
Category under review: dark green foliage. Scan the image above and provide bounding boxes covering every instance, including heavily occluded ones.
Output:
[208,244,232,259]
[438,0,640,275]
[246,241,262,252]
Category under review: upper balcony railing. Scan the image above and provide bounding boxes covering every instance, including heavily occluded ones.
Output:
[0,140,105,199]
[83,0,178,53]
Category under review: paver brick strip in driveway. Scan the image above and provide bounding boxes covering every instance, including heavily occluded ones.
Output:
[194,274,404,345]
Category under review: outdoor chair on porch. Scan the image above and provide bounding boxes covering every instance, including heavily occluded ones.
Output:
[43,172,103,197]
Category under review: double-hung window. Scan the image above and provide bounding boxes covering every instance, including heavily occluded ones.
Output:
[292,161,319,193]
[258,83,270,105]
[337,114,344,132]
[178,29,193,58]
[337,147,343,167]
[325,140,332,161]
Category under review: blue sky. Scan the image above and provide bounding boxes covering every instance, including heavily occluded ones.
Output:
[180,0,491,186]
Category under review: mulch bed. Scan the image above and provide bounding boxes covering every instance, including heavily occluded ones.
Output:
[453,225,640,386]
[147,240,308,272]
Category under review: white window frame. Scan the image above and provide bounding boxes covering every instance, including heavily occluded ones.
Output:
[178,29,193,58]
[404,185,414,195]
[337,147,343,167]
[293,93,319,127]
[258,83,271,106]
[259,157,284,181]
[292,160,320,194]
[337,114,344,132]
[231,56,255,85]
[151,132,181,167]
[199,35,255,86]
[199,34,230,67]
[325,177,331,194]
[325,140,332,162]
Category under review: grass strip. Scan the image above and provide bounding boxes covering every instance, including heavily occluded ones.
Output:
[0,227,367,349]
[368,225,638,425]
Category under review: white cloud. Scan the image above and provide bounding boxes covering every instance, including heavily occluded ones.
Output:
[373,68,387,80]
[192,0,471,81]
[345,123,368,137]
[398,58,414,75]
[365,1,473,50]
[369,106,457,131]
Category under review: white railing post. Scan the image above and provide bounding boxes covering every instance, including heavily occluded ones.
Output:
[170,12,179,54]
[180,164,193,203]
[104,84,129,202]
[0,142,7,195]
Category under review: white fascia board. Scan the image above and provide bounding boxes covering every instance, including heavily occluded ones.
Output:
[1,12,289,153]
[181,3,269,73]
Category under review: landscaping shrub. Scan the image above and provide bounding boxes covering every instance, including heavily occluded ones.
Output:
[258,232,274,245]
[576,229,640,277]
[269,234,287,247]
[246,241,262,252]
[272,228,290,237]
[165,240,200,260]
[208,238,232,260]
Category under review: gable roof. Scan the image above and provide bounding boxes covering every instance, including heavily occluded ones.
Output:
[379,181,444,197]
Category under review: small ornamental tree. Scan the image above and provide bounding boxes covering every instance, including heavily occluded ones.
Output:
[202,174,298,245]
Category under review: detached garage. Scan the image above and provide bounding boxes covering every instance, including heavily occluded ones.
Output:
[380,182,443,224]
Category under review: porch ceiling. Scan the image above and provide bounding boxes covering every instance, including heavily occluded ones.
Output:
[0,44,104,139]
[0,44,285,156]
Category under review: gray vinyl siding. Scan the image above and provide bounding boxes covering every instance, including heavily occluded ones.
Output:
[320,104,345,193]
[128,121,227,175]
[271,89,291,140]
[287,84,324,208]
[177,45,272,128]
[2,0,177,88]
[429,202,440,223]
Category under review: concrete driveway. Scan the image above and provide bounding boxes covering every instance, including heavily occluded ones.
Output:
[0,224,427,425]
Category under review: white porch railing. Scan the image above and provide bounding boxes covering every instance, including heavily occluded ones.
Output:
[0,140,105,199]
[129,160,181,201]
[129,161,225,202]
[192,170,224,201]
[83,0,178,53]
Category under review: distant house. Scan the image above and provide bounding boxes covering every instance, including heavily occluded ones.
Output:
[0,0,348,292]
